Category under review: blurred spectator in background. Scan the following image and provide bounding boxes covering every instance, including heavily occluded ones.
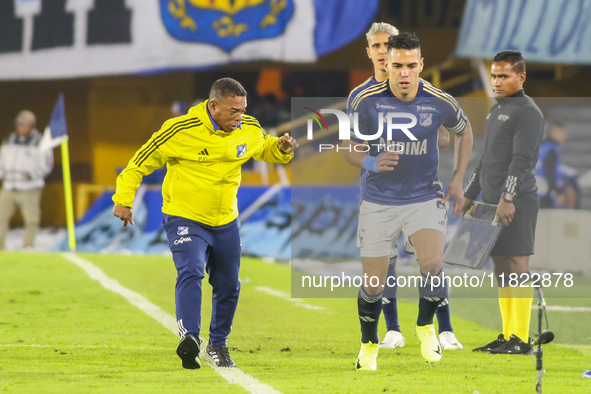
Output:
[171,100,189,117]
[0,110,54,250]
[536,122,579,208]
[252,93,281,129]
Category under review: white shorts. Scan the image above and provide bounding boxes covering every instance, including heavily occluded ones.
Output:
[357,198,448,258]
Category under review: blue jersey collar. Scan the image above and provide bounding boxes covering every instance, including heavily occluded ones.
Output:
[206,103,220,131]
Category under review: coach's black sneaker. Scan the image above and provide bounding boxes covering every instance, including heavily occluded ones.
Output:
[177,334,202,369]
[472,333,506,352]
[203,343,237,368]
[488,334,532,355]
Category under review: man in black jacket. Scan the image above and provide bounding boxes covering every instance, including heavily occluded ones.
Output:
[462,50,544,355]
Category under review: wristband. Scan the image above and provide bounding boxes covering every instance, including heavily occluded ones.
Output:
[362,156,379,173]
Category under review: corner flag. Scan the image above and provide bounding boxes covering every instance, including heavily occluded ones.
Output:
[40,94,68,151]
[41,94,76,251]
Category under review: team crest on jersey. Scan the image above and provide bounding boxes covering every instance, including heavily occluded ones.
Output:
[236,143,247,158]
[177,226,189,235]
[160,0,295,52]
[419,113,433,127]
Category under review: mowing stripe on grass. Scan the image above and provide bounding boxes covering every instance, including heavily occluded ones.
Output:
[254,286,325,311]
[537,305,591,312]
[61,252,281,394]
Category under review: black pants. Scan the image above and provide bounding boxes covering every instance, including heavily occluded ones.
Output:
[489,192,539,256]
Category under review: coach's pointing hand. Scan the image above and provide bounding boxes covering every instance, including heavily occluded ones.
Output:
[113,205,134,227]
[278,133,299,153]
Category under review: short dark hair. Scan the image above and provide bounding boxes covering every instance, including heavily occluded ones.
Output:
[493,50,526,74]
[387,32,421,52]
[209,78,247,101]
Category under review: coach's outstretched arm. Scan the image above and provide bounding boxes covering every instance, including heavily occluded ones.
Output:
[253,131,297,163]
[342,139,399,172]
[442,120,473,217]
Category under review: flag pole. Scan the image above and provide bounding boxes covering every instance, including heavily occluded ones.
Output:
[60,137,76,251]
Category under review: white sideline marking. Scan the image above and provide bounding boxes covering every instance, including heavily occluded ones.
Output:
[533,305,591,312]
[0,344,174,350]
[254,286,325,311]
[61,252,281,394]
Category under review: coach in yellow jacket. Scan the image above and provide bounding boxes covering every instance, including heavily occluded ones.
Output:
[112,78,297,369]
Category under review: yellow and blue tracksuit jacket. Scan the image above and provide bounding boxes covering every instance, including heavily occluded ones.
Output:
[113,100,293,227]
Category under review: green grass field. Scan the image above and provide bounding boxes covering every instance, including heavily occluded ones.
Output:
[1,251,590,393]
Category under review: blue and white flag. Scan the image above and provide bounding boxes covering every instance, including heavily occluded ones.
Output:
[456,0,591,64]
[40,94,68,151]
[1,0,378,80]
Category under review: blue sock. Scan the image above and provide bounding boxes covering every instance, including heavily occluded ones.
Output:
[417,297,439,326]
[382,254,400,332]
[382,298,400,332]
[417,270,444,326]
[436,299,453,333]
[358,287,382,343]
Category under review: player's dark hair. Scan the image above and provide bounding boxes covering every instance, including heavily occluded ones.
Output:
[493,50,526,74]
[209,78,247,101]
[387,32,421,52]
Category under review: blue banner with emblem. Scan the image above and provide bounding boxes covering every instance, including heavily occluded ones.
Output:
[161,0,295,52]
[0,0,378,80]
[456,0,591,64]
[53,184,463,260]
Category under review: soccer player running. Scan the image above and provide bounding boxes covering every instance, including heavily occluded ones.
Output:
[344,32,473,369]
[350,22,462,352]
[112,78,298,369]
[463,51,544,355]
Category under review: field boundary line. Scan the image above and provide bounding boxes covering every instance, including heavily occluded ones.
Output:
[61,252,282,394]
[0,344,175,350]
[254,286,325,311]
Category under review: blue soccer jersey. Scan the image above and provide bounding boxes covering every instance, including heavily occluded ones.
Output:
[348,76,379,197]
[348,79,467,206]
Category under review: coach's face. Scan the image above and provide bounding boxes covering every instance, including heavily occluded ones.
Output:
[386,48,424,99]
[491,61,525,98]
[209,95,247,133]
[367,32,391,74]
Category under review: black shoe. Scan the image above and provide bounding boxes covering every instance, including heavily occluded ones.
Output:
[176,334,202,369]
[488,334,532,355]
[472,333,506,352]
[203,343,237,368]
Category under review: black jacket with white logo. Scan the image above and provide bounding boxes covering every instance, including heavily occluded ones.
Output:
[464,89,544,203]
